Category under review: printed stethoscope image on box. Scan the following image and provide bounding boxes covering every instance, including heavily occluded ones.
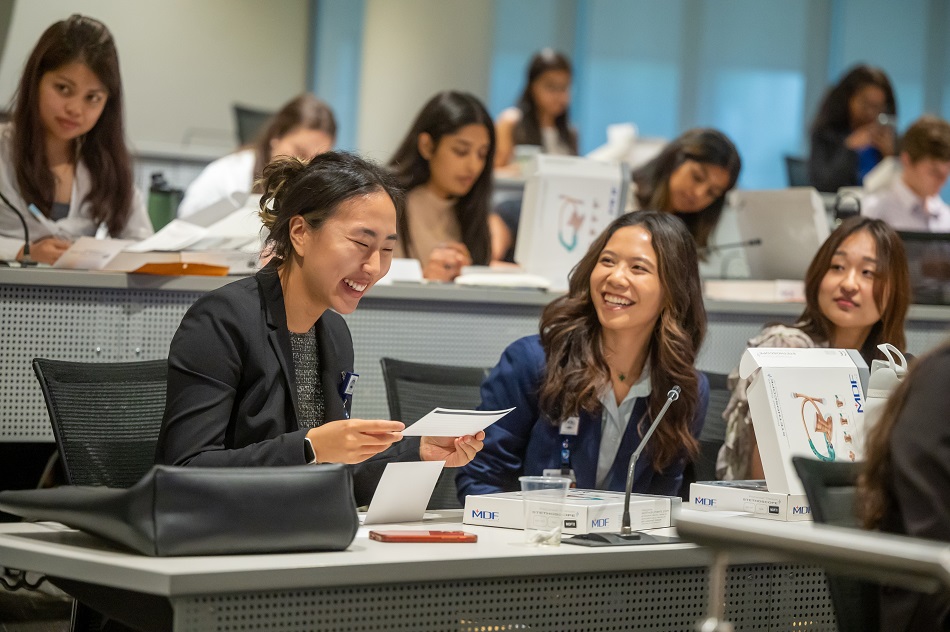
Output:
[792,391,857,463]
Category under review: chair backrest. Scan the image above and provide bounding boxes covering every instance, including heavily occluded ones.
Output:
[680,372,731,498]
[792,456,879,632]
[379,358,489,509]
[792,457,862,526]
[233,104,274,145]
[784,155,810,187]
[32,358,168,489]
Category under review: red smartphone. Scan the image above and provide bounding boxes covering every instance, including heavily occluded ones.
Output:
[368,530,477,543]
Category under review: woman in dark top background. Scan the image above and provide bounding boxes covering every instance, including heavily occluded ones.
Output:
[808,64,897,193]
[860,341,950,632]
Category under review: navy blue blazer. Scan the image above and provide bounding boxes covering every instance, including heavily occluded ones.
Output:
[155,260,419,506]
[456,335,708,501]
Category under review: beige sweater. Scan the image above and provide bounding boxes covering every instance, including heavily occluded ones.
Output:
[395,186,462,265]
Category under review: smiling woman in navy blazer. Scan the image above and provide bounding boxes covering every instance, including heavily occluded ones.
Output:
[156,152,484,506]
[457,211,708,500]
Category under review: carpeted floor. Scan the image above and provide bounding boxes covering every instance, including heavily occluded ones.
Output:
[0,588,71,632]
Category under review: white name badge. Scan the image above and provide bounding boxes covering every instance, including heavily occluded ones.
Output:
[559,416,580,436]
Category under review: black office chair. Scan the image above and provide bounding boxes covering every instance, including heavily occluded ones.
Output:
[232,104,274,145]
[32,359,168,489]
[32,358,168,632]
[792,456,879,632]
[784,155,810,187]
[679,372,731,499]
[379,358,489,510]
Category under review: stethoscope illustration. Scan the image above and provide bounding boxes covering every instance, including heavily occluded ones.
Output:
[792,392,836,462]
[558,195,584,251]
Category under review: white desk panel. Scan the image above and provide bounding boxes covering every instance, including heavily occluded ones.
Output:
[0,512,836,631]
[2,268,948,441]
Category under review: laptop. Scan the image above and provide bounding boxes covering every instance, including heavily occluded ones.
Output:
[897,230,950,305]
[732,187,831,280]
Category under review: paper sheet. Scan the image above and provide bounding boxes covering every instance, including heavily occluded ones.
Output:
[401,407,514,437]
[124,220,207,253]
[363,461,445,525]
[52,236,134,270]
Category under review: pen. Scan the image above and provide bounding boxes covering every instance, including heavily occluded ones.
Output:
[27,204,70,239]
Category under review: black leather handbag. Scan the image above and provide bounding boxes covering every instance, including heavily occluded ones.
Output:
[0,464,359,556]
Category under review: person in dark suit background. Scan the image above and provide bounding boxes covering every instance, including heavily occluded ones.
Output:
[156,151,484,505]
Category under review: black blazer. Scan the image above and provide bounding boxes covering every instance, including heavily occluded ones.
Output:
[878,346,950,632]
[155,260,419,505]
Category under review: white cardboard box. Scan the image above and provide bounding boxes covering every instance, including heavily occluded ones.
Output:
[703,279,805,303]
[689,480,812,521]
[741,347,868,496]
[514,155,626,291]
[462,489,677,534]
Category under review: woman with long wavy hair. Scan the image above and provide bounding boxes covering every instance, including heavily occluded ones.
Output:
[858,340,950,632]
[457,211,709,499]
[717,216,910,481]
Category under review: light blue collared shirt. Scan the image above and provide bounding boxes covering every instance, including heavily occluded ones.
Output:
[596,366,652,488]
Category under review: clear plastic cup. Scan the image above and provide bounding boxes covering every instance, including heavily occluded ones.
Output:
[519,475,571,546]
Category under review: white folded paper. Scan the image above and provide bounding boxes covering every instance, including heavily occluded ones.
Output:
[401,407,514,437]
[363,461,445,524]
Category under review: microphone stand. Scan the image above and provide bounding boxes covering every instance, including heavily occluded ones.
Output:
[699,238,762,279]
[699,238,762,256]
[564,386,682,547]
[0,190,37,266]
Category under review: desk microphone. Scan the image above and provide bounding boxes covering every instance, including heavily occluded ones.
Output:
[0,189,37,266]
[699,238,762,256]
[564,385,681,547]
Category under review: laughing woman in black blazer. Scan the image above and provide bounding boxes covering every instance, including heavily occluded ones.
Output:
[156,152,484,505]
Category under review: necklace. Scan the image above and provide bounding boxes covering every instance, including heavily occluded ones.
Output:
[618,372,626,382]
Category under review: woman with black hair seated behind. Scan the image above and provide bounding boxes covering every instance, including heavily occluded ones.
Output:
[629,128,741,253]
[388,91,496,281]
[808,64,897,193]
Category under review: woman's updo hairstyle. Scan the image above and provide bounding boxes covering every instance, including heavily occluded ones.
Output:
[259,151,404,261]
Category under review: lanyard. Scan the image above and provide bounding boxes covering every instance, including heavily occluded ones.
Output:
[338,372,359,419]
[559,435,572,476]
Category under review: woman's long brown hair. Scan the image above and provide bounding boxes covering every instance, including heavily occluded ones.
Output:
[797,216,910,364]
[11,15,134,236]
[858,341,950,529]
[387,91,495,265]
[631,128,741,252]
[251,94,336,188]
[538,210,707,471]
